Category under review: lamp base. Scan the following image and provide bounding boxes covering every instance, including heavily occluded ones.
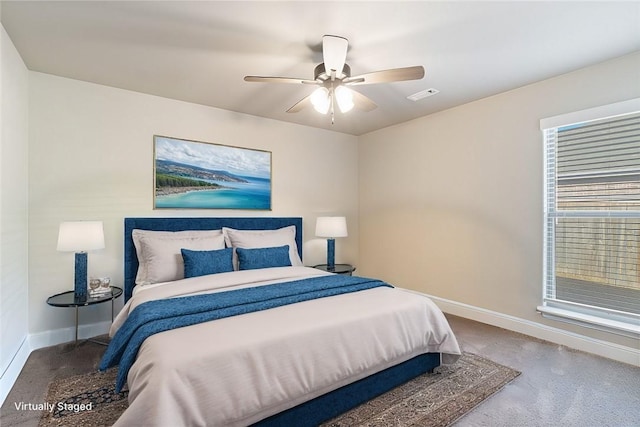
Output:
[326,238,336,270]
[74,252,88,299]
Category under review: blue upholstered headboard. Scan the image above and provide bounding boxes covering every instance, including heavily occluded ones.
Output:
[123,217,303,301]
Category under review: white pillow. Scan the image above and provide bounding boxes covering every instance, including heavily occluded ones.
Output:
[133,229,225,284]
[222,226,303,270]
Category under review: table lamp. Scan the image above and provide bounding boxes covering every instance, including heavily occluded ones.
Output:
[315,216,348,270]
[57,221,105,299]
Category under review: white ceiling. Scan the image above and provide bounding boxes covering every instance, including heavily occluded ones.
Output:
[2,1,639,135]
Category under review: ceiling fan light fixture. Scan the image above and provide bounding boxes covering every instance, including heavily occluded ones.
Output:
[335,86,354,113]
[244,35,423,122]
[310,87,330,114]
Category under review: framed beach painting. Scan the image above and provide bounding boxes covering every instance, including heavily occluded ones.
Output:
[154,136,272,210]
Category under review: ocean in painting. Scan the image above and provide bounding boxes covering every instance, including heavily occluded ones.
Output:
[156,176,271,210]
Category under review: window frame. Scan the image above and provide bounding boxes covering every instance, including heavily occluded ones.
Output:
[539,98,640,338]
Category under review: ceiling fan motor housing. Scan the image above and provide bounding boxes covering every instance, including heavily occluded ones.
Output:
[314,63,351,81]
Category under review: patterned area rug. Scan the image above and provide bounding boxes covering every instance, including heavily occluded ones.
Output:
[323,352,521,426]
[38,368,127,427]
[39,352,519,427]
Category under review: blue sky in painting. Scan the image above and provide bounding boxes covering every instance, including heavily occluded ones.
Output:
[155,136,271,179]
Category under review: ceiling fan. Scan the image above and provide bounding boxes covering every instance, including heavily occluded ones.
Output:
[244,35,425,123]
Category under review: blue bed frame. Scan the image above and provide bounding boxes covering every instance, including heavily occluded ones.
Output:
[122,217,440,426]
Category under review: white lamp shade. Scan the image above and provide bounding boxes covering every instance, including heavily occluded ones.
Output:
[315,216,348,238]
[57,221,105,252]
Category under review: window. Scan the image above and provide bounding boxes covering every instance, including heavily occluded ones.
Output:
[540,99,640,337]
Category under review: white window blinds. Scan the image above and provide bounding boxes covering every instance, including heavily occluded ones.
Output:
[541,100,640,336]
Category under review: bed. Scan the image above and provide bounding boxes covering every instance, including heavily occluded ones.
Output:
[104,217,460,426]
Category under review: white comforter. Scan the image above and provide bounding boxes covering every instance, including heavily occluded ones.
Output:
[110,267,460,427]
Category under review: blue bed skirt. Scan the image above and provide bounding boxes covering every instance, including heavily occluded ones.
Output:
[253,352,441,426]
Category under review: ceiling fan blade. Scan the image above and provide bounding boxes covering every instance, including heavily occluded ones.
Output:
[244,76,317,85]
[351,89,378,112]
[344,65,425,85]
[322,35,348,77]
[286,94,312,113]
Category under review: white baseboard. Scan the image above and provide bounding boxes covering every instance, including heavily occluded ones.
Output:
[28,320,112,350]
[0,321,111,406]
[424,293,640,367]
[0,337,31,406]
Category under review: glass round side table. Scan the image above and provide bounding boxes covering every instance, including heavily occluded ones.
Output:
[46,286,123,344]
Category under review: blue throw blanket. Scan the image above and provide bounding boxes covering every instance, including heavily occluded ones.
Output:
[100,274,392,391]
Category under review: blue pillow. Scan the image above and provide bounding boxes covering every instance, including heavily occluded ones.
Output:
[236,245,292,271]
[181,247,234,278]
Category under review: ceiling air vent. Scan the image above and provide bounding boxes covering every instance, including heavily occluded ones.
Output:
[407,88,439,101]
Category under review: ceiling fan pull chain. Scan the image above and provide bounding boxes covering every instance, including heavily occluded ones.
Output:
[331,97,335,124]
[330,84,335,124]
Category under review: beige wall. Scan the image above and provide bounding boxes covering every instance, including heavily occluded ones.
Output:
[28,72,359,335]
[358,52,640,351]
[0,23,29,395]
